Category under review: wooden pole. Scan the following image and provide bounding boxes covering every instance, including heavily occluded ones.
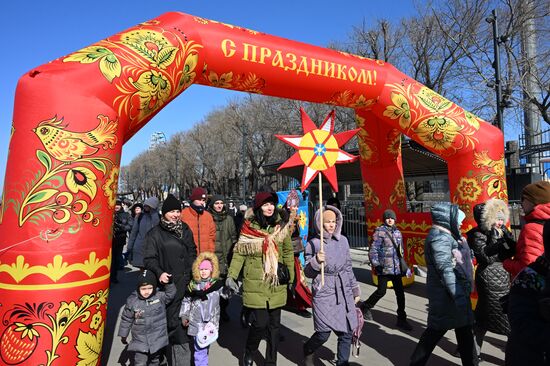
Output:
[319,173,324,286]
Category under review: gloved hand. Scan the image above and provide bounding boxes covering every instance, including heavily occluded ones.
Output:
[120,337,128,345]
[288,282,296,299]
[225,277,239,293]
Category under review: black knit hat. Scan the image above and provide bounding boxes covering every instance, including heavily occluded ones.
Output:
[137,269,157,289]
[383,209,396,220]
[162,194,181,216]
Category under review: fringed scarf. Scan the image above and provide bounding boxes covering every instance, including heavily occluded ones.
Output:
[235,219,290,286]
[160,218,183,238]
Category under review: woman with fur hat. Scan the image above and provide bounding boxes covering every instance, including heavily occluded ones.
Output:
[225,191,295,366]
[303,205,361,366]
[180,252,229,366]
[504,181,550,279]
[467,199,511,358]
[143,194,197,366]
[360,209,413,331]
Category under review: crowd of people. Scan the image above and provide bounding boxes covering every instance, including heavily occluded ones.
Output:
[111,181,550,366]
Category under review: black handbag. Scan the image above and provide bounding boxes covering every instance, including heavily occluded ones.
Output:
[277,262,290,285]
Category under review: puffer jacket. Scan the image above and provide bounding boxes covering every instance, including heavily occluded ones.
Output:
[181,207,216,254]
[118,282,176,354]
[505,258,550,366]
[143,222,197,344]
[305,205,360,333]
[227,209,294,309]
[504,202,550,279]
[208,207,238,276]
[180,252,226,337]
[467,201,510,335]
[369,224,404,276]
[425,202,474,331]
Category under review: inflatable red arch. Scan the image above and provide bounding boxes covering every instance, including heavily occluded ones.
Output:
[0,12,505,365]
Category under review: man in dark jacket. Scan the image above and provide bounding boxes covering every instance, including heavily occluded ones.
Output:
[111,199,133,284]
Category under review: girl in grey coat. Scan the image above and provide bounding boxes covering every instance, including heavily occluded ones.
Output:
[303,205,361,366]
[118,270,176,366]
[410,202,478,366]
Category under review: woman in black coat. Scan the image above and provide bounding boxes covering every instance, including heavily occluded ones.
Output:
[467,199,511,358]
[144,194,197,366]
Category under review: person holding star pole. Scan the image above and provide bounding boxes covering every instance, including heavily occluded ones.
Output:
[277,108,361,365]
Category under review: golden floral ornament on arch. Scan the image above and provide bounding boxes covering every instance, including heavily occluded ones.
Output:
[66,167,98,199]
[363,181,380,207]
[383,92,411,130]
[207,71,233,88]
[387,128,402,158]
[416,87,453,113]
[232,73,266,93]
[389,179,406,205]
[327,91,376,109]
[456,177,482,202]
[103,166,119,209]
[414,115,461,152]
[464,111,481,130]
[179,52,199,90]
[76,323,104,365]
[63,46,122,83]
[120,29,178,70]
[406,236,426,266]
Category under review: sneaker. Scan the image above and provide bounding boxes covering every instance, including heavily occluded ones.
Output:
[361,306,373,321]
[396,318,413,331]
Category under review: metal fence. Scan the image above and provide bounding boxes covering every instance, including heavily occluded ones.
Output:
[319,199,524,249]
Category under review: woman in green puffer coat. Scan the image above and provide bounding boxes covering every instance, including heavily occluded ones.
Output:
[226,191,294,366]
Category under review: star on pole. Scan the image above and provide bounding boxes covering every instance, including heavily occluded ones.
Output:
[276,108,359,192]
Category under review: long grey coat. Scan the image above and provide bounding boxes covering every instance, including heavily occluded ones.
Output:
[425,203,474,331]
[118,283,176,354]
[128,197,160,267]
[304,205,360,333]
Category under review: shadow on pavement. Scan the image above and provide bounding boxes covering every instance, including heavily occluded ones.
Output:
[101,267,141,366]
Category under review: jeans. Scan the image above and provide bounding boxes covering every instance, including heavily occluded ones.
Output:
[364,274,407,319]
[245,307,281,366]
[304,330,353,365]
[410,325,479,366]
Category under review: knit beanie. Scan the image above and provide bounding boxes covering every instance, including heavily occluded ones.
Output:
[162,194,181,216]
[137,269,157,290]
[522,181,550,206]
[254,191,278,210]
[190,187,207,201]
[211,194,224,204]
[199,259,213,271]
[115,199,122,206]
[383,209,397,220]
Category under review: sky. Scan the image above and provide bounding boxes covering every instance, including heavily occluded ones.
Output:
[0,0,422,190]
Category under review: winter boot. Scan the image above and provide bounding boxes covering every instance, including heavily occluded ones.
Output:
[396,317,413,331]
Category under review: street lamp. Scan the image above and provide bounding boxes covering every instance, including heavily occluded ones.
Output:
[486,9,512,132]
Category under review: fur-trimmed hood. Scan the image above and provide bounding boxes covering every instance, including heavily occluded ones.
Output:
[191,251,220,281]
[481,198,509,232]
